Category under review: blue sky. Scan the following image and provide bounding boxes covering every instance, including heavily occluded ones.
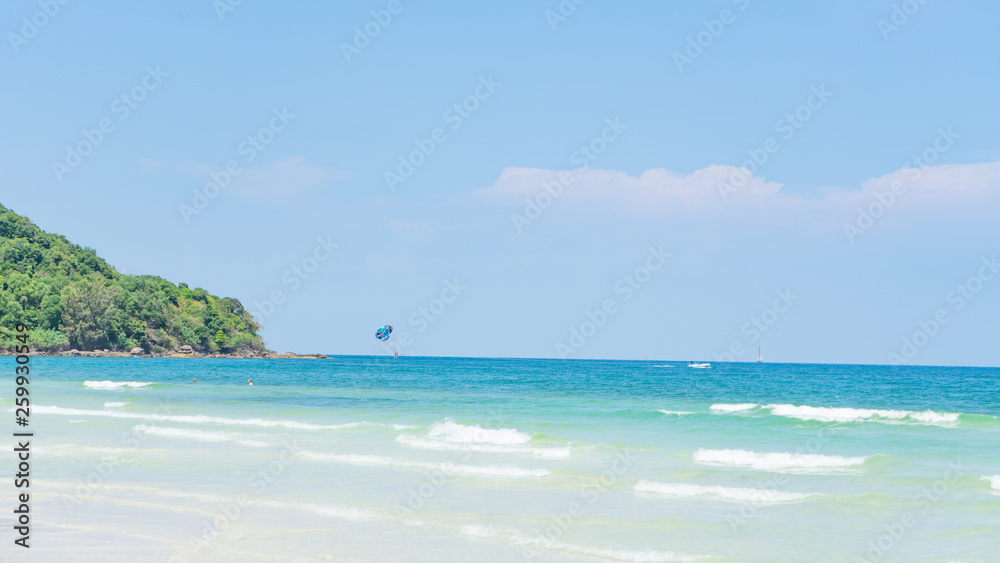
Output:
[2,0,998,365]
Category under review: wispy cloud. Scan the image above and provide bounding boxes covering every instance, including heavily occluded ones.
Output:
[388,219,436,235]
[226,156,351,203]
[474,161,1000,221]
[184,155,351,206]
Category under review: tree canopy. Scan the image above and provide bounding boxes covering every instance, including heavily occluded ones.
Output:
[0,203,265,353]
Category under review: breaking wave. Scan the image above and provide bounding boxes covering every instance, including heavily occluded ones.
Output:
[133,425,268,448]
[427,419,532,444]
[692,448,871,473]
[459,524,702,562]
[634,480,818,502]
[982,475,1000,491]
[764,404,960,426]
[395,434,570,459]
[298,451,550,478]
[32,405,365,431]
[710,403,758,413]
[84,381,154,390]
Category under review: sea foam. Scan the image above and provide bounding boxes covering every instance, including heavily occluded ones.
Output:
[693,448,869,473]
[84,381,153,390]
[255,499,377,520]
[634,480,817,502]
[459,524,701,562]
[395,434,570,459]
[710,403,758,413]
[658,410,695,416]
[764,404,960,426]
[31,405,361,431]
[427,419,532,444]
[133,425,268,448]
[104,402,127,408]
[298,451,550,478]
[982,475,1000,491]
[102,485,377,520]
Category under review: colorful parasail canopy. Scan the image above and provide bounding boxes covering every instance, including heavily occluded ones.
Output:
[375,324,393,342]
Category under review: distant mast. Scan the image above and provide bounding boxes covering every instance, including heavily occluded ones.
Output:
[757,347,763,363]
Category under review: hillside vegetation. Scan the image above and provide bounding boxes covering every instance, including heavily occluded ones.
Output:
[0,203,265,354]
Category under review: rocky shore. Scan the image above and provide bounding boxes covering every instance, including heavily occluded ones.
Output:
[4,345,327,359]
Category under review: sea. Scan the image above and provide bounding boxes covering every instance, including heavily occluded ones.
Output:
[2,357,998,562]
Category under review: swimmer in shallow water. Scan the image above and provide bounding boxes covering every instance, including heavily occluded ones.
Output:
[248,378,253,386]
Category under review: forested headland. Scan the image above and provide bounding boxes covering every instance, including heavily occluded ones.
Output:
[0,203,266,355]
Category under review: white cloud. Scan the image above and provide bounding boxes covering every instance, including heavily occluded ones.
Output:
[844,161,1000,206]
[474,165,790,212]
[223,156,351,203]
[474,161,1000,219]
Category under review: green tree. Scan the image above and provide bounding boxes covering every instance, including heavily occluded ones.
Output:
[1,202,267,354]
[28,328,69,350]
[62,281,121,350]
[40,294,64,329]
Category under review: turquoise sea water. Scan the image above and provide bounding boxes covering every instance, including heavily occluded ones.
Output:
[3,357,999,562]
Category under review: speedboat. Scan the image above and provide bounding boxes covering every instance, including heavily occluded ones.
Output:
[687,362,710,368]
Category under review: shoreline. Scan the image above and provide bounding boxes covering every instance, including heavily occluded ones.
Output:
[1,350,328,359]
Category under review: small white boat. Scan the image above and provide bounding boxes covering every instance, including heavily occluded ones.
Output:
[687,362,711,368]
[757,347,763,363]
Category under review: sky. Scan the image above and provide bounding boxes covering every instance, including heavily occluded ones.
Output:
[2,0,998,366]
